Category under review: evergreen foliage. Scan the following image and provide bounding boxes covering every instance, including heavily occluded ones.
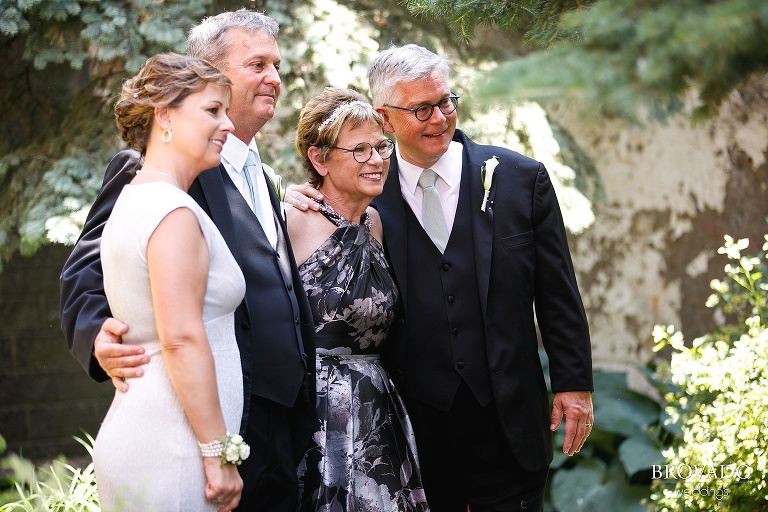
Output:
[402,0,768,121]
[0,0,298,268]
[0,0,599,268]
[399,0,596,45]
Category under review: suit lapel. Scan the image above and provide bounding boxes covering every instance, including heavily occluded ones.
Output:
[375,157,409,310]
[196,166,244,269]
[460,132,493,319]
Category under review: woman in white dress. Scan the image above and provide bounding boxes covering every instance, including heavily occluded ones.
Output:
[93,53,248,512]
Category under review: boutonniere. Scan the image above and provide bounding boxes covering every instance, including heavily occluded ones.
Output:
[262,163,286,202]
[480,156,499,212]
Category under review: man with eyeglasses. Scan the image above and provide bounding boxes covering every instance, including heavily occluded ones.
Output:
[289,43,593,511]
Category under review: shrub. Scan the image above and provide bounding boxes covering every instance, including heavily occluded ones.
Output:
[0,435,99,512]
[650,233,768,511]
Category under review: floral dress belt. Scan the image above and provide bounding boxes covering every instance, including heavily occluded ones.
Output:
[315,347,380,364]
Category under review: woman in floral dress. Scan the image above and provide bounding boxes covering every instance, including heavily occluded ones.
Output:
[287,87,429,511]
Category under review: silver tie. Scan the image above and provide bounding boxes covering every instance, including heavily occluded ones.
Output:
[418,168,450,253]
[243,149,277,248]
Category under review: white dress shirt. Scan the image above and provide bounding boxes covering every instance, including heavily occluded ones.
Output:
[221,133,278,248]
[398,141,464,235]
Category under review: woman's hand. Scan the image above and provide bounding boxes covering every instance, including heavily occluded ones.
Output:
[203,457,243,512]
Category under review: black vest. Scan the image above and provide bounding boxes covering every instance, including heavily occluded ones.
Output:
[222,172,307,407]
[404,170,493,410]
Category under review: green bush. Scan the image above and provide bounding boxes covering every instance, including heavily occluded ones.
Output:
[650,233,768,511]
[0,435,99,512]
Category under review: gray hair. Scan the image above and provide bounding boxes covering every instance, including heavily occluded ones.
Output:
[367,44,450,106]
[186,9,279,68]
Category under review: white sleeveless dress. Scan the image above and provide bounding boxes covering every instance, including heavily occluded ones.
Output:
[94,182,245,512]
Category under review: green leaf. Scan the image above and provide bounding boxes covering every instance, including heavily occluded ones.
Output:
[550,459,621,511]
[618,435,665,479]
[592,372,660,438]
[551,459,651,512]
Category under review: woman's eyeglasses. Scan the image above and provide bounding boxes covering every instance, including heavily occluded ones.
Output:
[319,139,395,163]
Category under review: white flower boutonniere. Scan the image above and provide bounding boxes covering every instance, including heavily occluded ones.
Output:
[480,156,499,212]
[262,163,286,202]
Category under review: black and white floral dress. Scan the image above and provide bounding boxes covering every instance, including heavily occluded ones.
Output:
[297,204,429,512]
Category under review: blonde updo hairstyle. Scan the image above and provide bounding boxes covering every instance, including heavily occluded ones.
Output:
[296,87,384,188]
[115,52,232,155]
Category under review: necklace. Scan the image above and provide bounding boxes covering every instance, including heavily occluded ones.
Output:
[136,170,183,189]
[314,199,371,230]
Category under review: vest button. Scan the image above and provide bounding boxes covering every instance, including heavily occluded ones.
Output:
[456,361,465,369]
[240,322,250,331]
[295,318,300,325]
[442,263,451,271]
[447,295,454,303]
[287,284,293,291]
[452,328,459,335]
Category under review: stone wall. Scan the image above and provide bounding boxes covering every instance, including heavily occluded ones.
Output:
[553,76,768,368]
[0,244,112,460]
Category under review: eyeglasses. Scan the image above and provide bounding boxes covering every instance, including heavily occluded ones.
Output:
[319,139,395,163]
[383,94,460,121]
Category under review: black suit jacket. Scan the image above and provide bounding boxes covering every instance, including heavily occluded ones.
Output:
[375,130,593,471]
[59,149,315,432]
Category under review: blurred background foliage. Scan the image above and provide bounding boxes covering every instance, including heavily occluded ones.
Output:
[2,0,766,270]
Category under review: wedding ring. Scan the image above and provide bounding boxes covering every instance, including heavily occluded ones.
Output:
[586,423,593,427]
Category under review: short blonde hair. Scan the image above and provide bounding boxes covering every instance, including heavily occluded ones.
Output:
[114,52,232,155]
[295,87,383,188]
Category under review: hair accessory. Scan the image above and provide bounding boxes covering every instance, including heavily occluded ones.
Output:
[318,101,371,133]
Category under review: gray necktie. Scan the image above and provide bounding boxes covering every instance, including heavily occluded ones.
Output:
[243,149,276,248]
[418,168,450,253]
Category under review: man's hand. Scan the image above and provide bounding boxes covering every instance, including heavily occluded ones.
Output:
[284,182,323,211]
[94,317,148,392]
[550,390,593,456]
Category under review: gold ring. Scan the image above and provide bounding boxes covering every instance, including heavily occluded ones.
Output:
[586,423,593,427]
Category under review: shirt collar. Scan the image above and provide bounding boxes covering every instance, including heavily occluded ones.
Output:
[222,133,260,173]
[397,140,464,194]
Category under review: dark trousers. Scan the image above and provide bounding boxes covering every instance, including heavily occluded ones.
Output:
[406,382,549,511]
[236,393,311,511]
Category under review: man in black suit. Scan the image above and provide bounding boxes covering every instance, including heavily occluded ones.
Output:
[289,44,594,511]
[59,10,314,511]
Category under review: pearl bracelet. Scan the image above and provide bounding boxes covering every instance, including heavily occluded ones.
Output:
[198,433,251,466]
[198,438,225,458]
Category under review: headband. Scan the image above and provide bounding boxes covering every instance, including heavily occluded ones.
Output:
[317,100,372,133]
